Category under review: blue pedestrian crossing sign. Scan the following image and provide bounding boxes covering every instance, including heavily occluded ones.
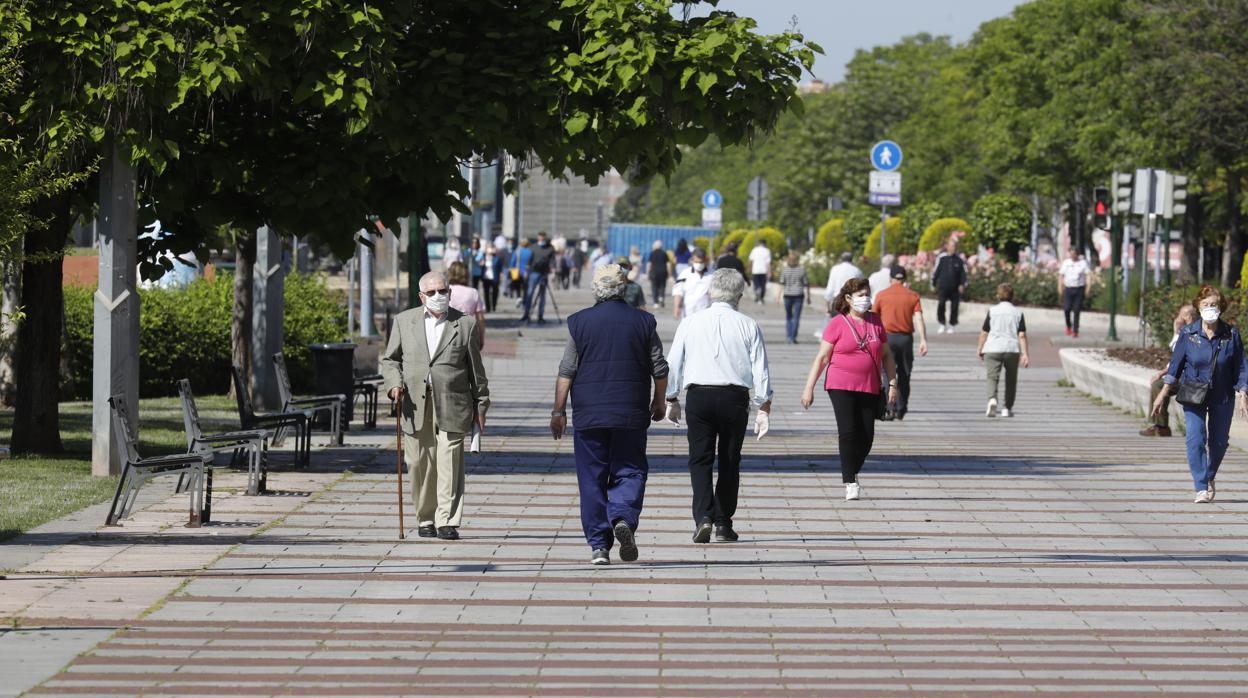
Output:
[870,141,903,172]
[701,189,723,209]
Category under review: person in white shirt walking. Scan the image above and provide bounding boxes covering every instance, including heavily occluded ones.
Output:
[1058,248,1091,337]
[747,240,772,304]
[665,270,773,543]
[867,254,896,299]
[823,252,865,307]
[672,247,713,319]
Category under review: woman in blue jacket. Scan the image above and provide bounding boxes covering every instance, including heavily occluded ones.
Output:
[1152,285,1248,503]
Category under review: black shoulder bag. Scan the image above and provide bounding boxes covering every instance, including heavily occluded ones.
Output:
[1175,335,1221,406]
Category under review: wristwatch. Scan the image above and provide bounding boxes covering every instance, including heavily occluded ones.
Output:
[551,410,566,417]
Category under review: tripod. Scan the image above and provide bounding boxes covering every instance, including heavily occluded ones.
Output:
[527,273,563,325]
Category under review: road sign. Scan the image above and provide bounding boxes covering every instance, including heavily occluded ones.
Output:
[870,140,903,172]
[746,176,768,222]
[701,207,722,230]
[868,170,901,206]
[701,189,722,209]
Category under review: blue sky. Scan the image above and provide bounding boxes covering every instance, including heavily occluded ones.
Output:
[686,1,1025,82]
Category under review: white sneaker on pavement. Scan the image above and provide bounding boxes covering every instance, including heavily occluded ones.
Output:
[946,325,956,334]
[845,483,861,500]
[986,398,998,418]
[1000,408,1012,418]
[1194,490,1211,504]
[938,324,947,334]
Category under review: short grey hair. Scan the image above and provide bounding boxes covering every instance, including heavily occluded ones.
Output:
[881,254,896,268]
[708,268,746,306]
[592,264,628,302]
[419,271,448,292]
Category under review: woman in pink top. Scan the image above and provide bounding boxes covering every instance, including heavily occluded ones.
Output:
[800,276,898,501]
[447,261,486,347]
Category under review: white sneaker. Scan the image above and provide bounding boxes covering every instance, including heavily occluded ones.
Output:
[946,325,956,334]
[845,483,861,500]
[938,324,947,334]
[986,398,998,418]
[1000,408,1012,418]
[1194,490,1211,504]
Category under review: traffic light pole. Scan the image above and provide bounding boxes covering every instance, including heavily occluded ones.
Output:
[1162,217,1172,286]
[1107,214,1121,342]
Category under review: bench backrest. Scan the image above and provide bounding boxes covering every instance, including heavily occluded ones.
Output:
[176,379,203,448]
[107,395,141,465]
[231,366,256,427]
[272,352,294,407]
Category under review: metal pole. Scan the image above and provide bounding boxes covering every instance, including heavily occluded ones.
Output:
[360,229,375,337]
[347,252,356,335]
[1138,214,1149,347]
[879,205,888,260]
[1163,218,1172,285]
[1107,213,1121,342]
[1153,215,1162,287]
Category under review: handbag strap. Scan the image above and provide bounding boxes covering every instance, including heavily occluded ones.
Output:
[841,313,882,374]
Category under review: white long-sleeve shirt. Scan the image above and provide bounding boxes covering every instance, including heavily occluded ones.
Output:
[824,261,865,301]
[665,302,772,407]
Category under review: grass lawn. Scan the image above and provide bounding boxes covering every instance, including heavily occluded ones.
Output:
[0,394,240,542]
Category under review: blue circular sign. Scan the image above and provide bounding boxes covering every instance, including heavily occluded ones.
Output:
[870,141,903,172]
[701,189,723,209]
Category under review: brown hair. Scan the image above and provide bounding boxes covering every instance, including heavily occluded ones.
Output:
[786,250,801,267]
[447,261,469,286]
[996,283,1014,302]
[833,277,870,315]
[1194,284,1227,312]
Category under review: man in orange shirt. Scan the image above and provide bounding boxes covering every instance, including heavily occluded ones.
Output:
[871,266,928,420]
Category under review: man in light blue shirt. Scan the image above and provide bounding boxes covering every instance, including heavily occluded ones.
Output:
[664,269,772,544]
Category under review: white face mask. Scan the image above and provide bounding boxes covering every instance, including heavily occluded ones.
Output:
[422,291,450,313]
[850,295,871,313]
[1201,307,1221,323]
[692,262,706,272]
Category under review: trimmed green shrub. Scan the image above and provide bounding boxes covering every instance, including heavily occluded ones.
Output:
[720,227,786,260]
[842,205,880,251]
[899,201,950,254]
[861,217,904,260]
[692,236,711,254]
[970,193,1031,261]
[1144,283,1238,348]
[62,273,347,399]
[815,218,847,255]
[961,258,1060,308]
[918,217,972,252]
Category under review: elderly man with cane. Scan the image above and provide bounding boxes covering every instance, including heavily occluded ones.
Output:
[550,264,669,566]
[381,271,490,541]
[665,269,773,543]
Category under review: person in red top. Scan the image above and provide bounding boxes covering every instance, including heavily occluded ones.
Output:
[800,277,898,501]
[871,266,928,420]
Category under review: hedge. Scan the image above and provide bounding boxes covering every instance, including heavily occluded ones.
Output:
[861,217,904,260]
[815,218,848,255]
[1143,284,1239,348]
[62,273,347,400]
[717,227,786,259]
[918,217,972,252]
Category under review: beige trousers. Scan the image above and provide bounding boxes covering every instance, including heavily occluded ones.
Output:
[403,392,465,527]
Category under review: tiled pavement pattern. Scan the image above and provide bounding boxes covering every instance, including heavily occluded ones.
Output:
[6,282,1248,696]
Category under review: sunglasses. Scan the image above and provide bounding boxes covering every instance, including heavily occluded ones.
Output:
[421,288,450,296]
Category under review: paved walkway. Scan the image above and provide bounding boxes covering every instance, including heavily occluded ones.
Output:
[4,279,1248,696]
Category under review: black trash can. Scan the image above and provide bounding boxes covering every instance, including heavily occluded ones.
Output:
[309,342,356,430]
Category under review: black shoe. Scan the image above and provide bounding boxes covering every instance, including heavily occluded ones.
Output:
[714,524,738,542]
[613,520,638,562]
[590,548,610,566]
[417,525,437,538]
[692,521,713,544]
[436,526,459,540]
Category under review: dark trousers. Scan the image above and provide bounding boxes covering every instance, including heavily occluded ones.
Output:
[649,277,667,307]
[783,295,804,343]
[685,386,749,526]
[573,426,649,550]
[936,287,960,327]
[481,277,499,312]
[1063,286,1085,332]
[752,273,767,302]
[523,273,546,321]
[887,332,914,412]
[827,389,876,484]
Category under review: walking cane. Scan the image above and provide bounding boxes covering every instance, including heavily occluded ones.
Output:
[394,387,405,539]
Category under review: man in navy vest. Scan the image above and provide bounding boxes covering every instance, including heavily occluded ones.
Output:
[550,264,669,566]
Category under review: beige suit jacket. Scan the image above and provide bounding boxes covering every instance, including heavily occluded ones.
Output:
[380,307,490,435]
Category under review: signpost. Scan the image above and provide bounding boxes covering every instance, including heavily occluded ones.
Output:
[701,189,722,231]
[746,177,768,222]
[868,141,904,259]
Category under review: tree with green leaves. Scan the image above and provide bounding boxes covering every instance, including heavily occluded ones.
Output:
[971,193,1031,262]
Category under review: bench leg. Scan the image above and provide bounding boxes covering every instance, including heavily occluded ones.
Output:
[105,464,133,526]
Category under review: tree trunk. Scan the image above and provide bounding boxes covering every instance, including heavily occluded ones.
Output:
[10,194,71,455]
[1180,194,1204,284]
[0,250,22,406]
[230,229,255,399]
[1222,171,1244,288]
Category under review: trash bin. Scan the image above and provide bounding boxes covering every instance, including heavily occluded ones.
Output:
[309,342,356,430]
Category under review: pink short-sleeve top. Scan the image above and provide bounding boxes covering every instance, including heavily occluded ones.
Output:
[449,284,485,315]
[821,312,887,393]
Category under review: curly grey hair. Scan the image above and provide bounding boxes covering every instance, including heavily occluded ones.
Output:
[708,268,746,307]
[592,264,628,302]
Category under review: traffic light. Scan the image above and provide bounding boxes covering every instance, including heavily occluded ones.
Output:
[1092,186,1110,229]
[1163,173,1188,219]
[1113,171,1133,214]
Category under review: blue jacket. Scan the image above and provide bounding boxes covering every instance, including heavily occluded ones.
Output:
[568,299,659,430]
[510,246,533,273]
[1164,320,1248,405]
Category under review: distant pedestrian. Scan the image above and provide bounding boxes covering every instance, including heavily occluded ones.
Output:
[748,239,772,303]
[672,247,712,319]
[872,266,928,419]
[1141,304,1196,437]
[550,264,669,565]
[523,231,556,324]
[1059,248,1091,338]
[800,277,898,501]
[715,242,746,280]
[647,240,670,309]
[628,246,643,281]
[777,251,810,344]
[447,262,486,347]
[665,270,772,543]
[674,238,693,278]
[976,283,1030,418]
[467,238,484,290]
[615,257,648,309]
[868,254,896,299]
[557,248,573,289]
[822,252,864,309]
[571,241,587,288]
[932,241,967,334]
[479,245,504,312]
[509,238,531,302]
[1152,285,1248,504]
[380,271,490,541]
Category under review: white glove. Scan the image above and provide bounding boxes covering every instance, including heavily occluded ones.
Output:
[665,400,682,425]
[754,410,770,440]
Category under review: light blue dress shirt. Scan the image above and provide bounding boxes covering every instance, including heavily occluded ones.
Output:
[665,302,773,407]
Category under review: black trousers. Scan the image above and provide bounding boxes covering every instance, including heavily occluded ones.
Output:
[685,385,749,525]
[752,273,767,301]
[1063,286,1085,332]
[887,332,914,412]
[936,287,960,326]
[827,389,876,484]
[481,277,499,312]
